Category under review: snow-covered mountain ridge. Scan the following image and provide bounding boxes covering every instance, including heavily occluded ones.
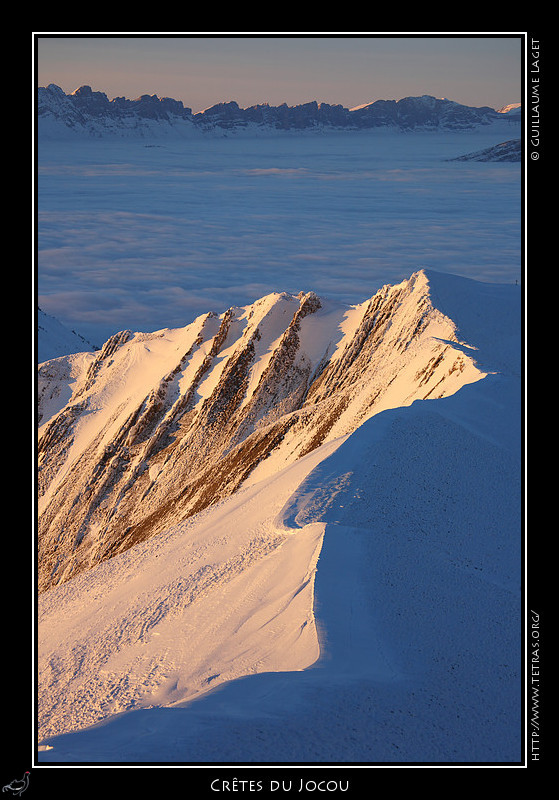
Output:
[37,268,522,761]
[38,269,514,595]
[38,84,520,138]
[450,138,521,162]
[38,307,99,363]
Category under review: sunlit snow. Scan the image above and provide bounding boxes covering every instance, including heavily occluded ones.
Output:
[36,119,522,765]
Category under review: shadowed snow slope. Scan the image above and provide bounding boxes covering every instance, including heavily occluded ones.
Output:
[38,308,98,363]
[37,270,522,763]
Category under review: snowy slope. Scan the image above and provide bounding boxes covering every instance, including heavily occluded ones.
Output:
[451,139,521,162]
[497,103,522,115]
[37,270,522,763]
[38,307,98,363]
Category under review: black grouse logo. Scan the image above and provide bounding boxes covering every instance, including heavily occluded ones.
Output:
[2,773,30,797]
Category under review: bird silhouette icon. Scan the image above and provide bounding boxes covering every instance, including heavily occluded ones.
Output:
[2,772,30,796]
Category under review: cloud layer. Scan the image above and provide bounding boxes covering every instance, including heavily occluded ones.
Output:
[37,131,521,347]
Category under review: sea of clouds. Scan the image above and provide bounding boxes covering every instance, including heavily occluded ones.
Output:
[37,127,521,348]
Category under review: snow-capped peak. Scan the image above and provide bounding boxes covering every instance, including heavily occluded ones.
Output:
[497,102,521,114]
[37,269,514,594]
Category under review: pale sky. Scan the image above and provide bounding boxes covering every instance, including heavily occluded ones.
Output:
[35,34,523,113]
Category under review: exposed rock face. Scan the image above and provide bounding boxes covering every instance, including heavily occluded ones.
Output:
[38,85,511,138]
[38,84,196,138]
[37,271,485,591]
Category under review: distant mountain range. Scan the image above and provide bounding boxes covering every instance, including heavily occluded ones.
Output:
[37,84,521,138]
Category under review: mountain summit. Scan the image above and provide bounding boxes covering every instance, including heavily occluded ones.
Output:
[37,270,514,593]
